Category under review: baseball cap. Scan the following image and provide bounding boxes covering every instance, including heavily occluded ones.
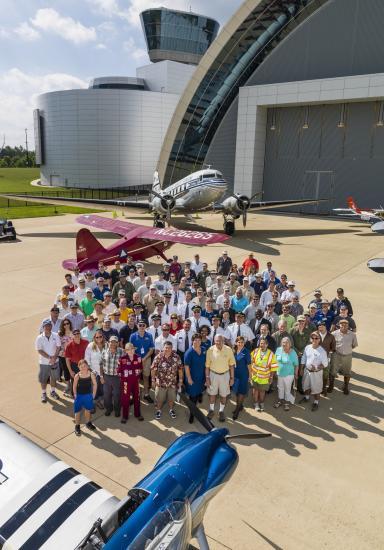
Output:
[243,276,249,281]
[309,304,317,309]
[288,280,295,286]
[95,300,104,306]
[86,288,93,293]
[78,277,85,282]
[50,306,59,312]
[103,316,111,322]
[104,291,112,296]
[119,272,126,277]
[72,329,80,335]
[192,305,201,311]
[297,315,306,321]
[222,250,228,254]
[109,335,118,342]
[256,273,262,278]
[317,319,326,326]
[133,303,143,309]
[42,319,52,327]
[321,300,329,305]
[150,284,157,290]
[70,303,79,308]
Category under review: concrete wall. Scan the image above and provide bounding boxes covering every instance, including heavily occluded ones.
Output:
[38,88,179,188]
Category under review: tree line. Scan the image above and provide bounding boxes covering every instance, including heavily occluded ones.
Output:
[0,146,36,168]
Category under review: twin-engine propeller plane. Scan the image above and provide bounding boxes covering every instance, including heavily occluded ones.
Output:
[0,398,271,549]
[2,167,324,236]
[63,214,229,271]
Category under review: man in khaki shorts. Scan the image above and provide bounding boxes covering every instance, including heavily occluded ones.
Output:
[151,341,183,420]
[330,318,358,395]
[206,335,235,422]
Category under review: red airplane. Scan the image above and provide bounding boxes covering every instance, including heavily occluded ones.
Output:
[62,214,229,271]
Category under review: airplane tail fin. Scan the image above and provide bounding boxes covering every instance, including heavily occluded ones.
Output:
[76,228,106,264]
[347,196,360,212]
[152,170,162,192]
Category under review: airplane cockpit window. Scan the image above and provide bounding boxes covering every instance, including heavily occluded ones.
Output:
[203,172,216,179]
[77,489,150,549]
[127,500,192,550]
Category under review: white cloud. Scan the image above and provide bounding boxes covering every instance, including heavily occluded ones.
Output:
[123,37,147,60]
[95,43,107,49]
[88,0,187,27]
[0,26,11,39]
[0,68,88,146]
[31,8,97,44]
[14,22,40,42]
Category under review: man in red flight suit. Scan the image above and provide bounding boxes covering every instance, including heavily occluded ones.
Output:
[117,343,144,423]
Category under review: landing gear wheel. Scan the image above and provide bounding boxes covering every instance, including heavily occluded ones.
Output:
[224,220,235,235]
[153,217,166,228]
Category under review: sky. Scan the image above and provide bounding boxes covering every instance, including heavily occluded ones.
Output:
[0,0,243,148]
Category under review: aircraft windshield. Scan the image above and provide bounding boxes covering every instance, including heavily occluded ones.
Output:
[203,173,216,179]
[127,500,191,550]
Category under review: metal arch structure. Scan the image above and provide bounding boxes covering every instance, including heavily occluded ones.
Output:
[157,0,330,187]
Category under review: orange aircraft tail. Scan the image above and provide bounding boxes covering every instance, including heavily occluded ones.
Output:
[347,196,360,212]
[76,228,106,264]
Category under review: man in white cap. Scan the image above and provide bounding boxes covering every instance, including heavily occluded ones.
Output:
[35,320,61,403]
[216,250,232,276]
[281,281,300,302]
[308,289,323,311]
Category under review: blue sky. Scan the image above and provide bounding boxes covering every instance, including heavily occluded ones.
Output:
[0,0,243,147]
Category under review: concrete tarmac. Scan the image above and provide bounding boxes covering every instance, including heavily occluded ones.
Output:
[0,210,383,550]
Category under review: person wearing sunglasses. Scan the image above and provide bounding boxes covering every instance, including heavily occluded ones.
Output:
[299,332,328,411]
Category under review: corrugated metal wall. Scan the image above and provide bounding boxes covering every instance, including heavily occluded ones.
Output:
[263,101,384,211]
[206,0,384,203]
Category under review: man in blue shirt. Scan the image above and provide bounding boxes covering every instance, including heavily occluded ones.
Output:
[231,288,249,313]
[129,321,154,403]
[315,301,335,331]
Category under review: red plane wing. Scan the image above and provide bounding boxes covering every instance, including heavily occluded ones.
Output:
[76,214,230,244]
[76,214,139,236]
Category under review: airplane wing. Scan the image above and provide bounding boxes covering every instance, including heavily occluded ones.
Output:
[77,214,230,244]
[76,214,141,236]
[0,421,118,549]
[247,198,327,210]
[133,225,230,244]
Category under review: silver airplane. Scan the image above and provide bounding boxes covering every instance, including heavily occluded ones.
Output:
[2,167,323,235]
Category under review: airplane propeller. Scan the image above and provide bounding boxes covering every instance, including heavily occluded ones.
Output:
[180,394,271,441]
[180,393,214,432]
[228,190,263,227]
[151,189,176,226]
[225,433,272,441]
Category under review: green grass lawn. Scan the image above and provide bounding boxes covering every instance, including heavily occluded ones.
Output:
[0,205,103,220]
[0,168,103,219]
[0,167,41,192]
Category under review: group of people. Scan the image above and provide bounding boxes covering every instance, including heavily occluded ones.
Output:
[35,251,358,435]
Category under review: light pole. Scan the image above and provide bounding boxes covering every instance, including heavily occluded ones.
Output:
[25,128,30,167]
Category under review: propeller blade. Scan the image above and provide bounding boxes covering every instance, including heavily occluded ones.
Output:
[242,210,247,227]
[225,432,271,441]
[180,393,214,432]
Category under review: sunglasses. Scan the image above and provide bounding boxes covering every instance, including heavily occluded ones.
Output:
[95,336,103,339]
[311,336,320,340]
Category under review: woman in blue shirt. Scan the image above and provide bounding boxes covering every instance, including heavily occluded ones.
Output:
[274,337,299,411]
[232,336,252,420]
[184,334,206,423]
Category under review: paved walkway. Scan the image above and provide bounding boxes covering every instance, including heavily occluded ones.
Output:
[1,211,383,549]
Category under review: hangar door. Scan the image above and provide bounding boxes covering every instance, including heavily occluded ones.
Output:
[301,170,334,214]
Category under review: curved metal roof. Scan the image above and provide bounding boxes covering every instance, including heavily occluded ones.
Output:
[157,0,329,185]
